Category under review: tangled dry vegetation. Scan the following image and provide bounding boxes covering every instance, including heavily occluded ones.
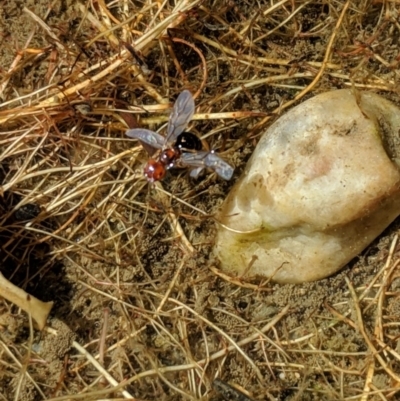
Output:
[1,0,400,400]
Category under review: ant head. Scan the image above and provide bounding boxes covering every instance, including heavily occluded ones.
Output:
[144,159,166,182]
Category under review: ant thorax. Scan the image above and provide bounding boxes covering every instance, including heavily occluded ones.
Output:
[159,148,180,168]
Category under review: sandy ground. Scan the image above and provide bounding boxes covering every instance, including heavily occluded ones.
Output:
[0,1,400,400]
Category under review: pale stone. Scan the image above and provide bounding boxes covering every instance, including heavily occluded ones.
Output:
[215,90,400,283]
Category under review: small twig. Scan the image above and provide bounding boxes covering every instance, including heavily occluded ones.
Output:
[252,0,351,132]
[99,308,110,366]
[72,341,136,400]
[345,276,400,385]
[154,182,195,255]
[23,8,67,52]
[0,30,35,99]
[154,257,187,315]
[0,272,53,330]
[54,305,289,398]
[209,266,272,292]
[169,37,208,99]
[375,235,398,344]
[0,340,46,398]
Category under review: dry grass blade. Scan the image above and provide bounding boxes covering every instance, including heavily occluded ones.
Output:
[1,0,400,400]
[0,272,53,330]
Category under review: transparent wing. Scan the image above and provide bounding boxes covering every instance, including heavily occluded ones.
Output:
[180,151,234,180]
[189,166,205,178]
[125,128,165,149]
[165,90,195,144]
[204,152,234,180]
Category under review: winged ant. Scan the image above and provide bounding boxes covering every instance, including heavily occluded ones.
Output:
[125,90,234,182]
